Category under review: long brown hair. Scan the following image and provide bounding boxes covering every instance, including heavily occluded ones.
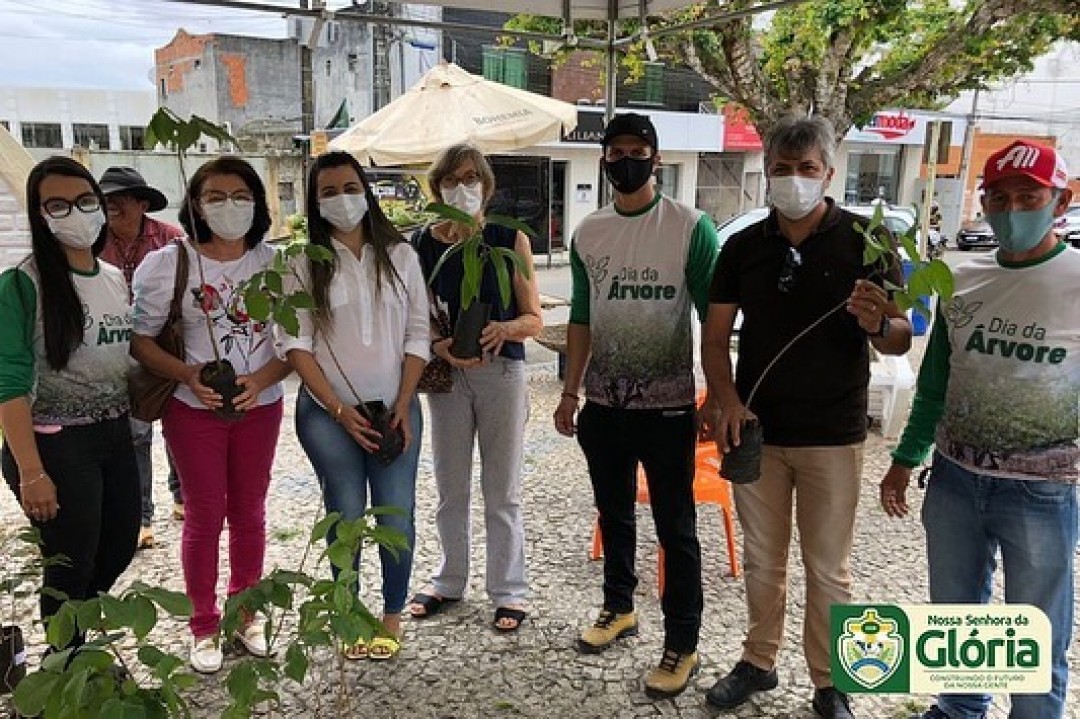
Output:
[305,151,404,331]
[25,156,109,370]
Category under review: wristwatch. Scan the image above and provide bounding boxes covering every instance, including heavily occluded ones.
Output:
[872,314,891,339]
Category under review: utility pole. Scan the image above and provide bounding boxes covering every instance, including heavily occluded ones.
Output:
[919,120,943,259]
[956,88,980,221]
[372,1,393,111]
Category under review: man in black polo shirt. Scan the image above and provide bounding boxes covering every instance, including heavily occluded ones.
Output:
[701,116,912,719]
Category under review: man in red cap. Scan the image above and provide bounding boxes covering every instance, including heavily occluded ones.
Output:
[880,139,1078,719]
[98,166,186,549]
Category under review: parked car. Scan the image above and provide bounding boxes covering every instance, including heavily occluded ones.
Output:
[716,204,936,258]
[1058,204,1080,249]
[955,217,997,251]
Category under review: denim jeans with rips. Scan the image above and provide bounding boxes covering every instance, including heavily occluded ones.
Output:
[921,452,1078,719]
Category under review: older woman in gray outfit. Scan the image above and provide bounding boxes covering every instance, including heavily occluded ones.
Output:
[408,144,542,631]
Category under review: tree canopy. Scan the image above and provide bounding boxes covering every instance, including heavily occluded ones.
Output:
[507,0,1079,138]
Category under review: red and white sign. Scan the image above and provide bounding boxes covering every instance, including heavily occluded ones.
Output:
[722,104,763,151]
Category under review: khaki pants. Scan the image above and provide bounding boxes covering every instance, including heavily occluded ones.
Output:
[733,443,864,688]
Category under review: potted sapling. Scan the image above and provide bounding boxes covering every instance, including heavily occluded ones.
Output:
[425,202,534,359]
[144,108,248,420]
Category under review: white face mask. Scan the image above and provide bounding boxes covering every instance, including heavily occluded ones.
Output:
[319,193,368,232]
[202,200,255,242]
[769,175,825,220]
[47,209,105,250]
[442,182,484,216]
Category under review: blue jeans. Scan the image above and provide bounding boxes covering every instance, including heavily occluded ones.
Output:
[295,387,421,615]
[922,453,1077,719]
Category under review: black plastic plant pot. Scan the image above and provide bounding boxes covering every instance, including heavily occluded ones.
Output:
[1,624,26,694]
[450,301,492,360]
[723,420,764,485]
[359,401,406,466]
[200,359,246,422]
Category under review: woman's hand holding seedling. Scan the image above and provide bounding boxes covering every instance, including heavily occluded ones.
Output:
[433,336,482,369]
[479,320,509,357]
[232,374,265,412]
[183,363,223,410]
[337,404,382,452]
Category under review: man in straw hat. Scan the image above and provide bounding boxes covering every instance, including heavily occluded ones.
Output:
[98,166,185,549]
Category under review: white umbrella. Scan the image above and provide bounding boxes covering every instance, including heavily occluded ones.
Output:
[329,62,578,166]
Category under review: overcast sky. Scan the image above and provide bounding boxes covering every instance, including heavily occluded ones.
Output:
[0,0,312,90]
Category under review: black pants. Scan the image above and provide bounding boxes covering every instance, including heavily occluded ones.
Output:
[577,401,703,653]
[3,416,141,623]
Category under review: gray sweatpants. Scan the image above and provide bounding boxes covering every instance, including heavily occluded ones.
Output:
[426,356,528,606]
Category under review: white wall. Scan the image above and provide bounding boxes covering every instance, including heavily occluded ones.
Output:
[945,41,1080,175]
[0,174,29,271]
[0,87,157,150]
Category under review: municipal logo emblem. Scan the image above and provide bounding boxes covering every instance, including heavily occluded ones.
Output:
[836,608,904,690]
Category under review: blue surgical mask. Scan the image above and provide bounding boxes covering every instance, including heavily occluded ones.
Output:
[986,196,1058,254]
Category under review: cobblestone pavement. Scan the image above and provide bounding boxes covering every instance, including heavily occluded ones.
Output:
[2,365,1078,718]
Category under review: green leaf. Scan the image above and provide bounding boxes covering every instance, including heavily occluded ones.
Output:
[311,512,340,542]
[264,271,283,295]
[47,602,78,648]
[899,233,921,265]
[141,586,193,617]
[13,670,60,716]
[130,595,158,640]
[303,243,335,262]
[273,304,299,337]
[926,258,954,299]
[283,643,309,683]
[287,290,315,310]
[426,240,466,287]
[326,542,356,573]
[485,213,536,237]
[101,593,134,629]
[424,202,477,227]
[137,645,167,669]
[245,289,272,322]
[225,661,258,705]
[76,597,103,631]
[492,251,513,310]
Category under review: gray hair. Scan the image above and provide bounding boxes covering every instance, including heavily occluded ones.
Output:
[428,143,496,205]
[765,115,837,170]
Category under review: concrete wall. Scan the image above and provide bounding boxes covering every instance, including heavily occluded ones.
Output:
[0,86,156,151]
[0,123,33,270]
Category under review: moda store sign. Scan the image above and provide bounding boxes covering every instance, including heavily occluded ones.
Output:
[831,604,1051,695]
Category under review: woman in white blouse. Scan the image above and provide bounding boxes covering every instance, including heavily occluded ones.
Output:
[131,157,291,674]
[282,151,428,661]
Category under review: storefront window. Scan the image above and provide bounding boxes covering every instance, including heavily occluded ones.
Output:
[656,164,680,199]
[844,145,901,205]
[696,153,755,222]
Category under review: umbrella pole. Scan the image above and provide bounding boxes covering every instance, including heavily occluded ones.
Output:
[600,6,618,208]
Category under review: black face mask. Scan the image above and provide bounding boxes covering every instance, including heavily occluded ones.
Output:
[602,156,654,194]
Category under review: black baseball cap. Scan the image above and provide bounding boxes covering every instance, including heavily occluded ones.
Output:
[601,113,658,152]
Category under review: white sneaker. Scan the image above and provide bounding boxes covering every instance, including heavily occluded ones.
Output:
[235,619,270,657]
[189,636,223,674]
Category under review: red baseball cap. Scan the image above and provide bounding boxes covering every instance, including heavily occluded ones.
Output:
[980,140,1069,190]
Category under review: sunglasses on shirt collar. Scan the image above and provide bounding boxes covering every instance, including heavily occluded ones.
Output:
[777,246,802,293]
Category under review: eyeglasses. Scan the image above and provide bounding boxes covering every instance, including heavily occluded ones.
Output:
[777,246,802,293]
[41,193,101,219]
[439,172,481,189]
[200,191,255,208]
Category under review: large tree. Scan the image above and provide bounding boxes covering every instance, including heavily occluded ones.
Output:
[508,0,1079,138]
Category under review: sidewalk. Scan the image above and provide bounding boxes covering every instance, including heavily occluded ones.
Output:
[2,366,1077,718]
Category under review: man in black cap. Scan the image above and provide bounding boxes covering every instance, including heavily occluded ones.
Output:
[553,112,719,698]
[98,166,186,549]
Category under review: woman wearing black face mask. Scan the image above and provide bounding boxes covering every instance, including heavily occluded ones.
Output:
[0,156,141,641]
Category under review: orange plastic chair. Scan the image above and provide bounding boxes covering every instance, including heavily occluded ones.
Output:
[588,441,742,594]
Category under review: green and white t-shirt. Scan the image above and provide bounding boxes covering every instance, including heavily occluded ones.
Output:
[0,257,132,425]
[569,192,718,409]
[893,243,1080,483]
